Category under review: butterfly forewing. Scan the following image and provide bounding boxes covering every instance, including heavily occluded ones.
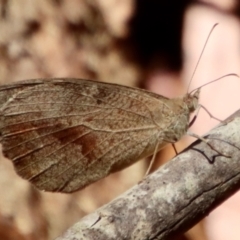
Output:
[0,78,181,192]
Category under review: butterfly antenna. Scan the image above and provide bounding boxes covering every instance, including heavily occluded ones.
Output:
[187,23,219,93]
[189,73,239,95]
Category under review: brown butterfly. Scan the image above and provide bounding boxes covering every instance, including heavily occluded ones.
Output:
[0,24,235,193]
[0,78,201,193]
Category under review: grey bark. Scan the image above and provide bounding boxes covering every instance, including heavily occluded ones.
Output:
[56,110,240,240]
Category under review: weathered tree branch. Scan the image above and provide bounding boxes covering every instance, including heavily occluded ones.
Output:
[56,110,240,240]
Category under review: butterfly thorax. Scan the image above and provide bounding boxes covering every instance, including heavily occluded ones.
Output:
[153,88,200,146]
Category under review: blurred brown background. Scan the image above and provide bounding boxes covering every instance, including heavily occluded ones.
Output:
[0,0,239,240]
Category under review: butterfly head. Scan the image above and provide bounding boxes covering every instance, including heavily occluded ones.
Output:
[185,88,200,112]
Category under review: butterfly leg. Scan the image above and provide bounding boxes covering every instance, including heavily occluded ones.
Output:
[187,130,230,158]
[199,104,223,123]
[171,143,178,155]
[146,140,179,176]
[189,105,201,128]
[189,104,223,128]
[145,141,160,176]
